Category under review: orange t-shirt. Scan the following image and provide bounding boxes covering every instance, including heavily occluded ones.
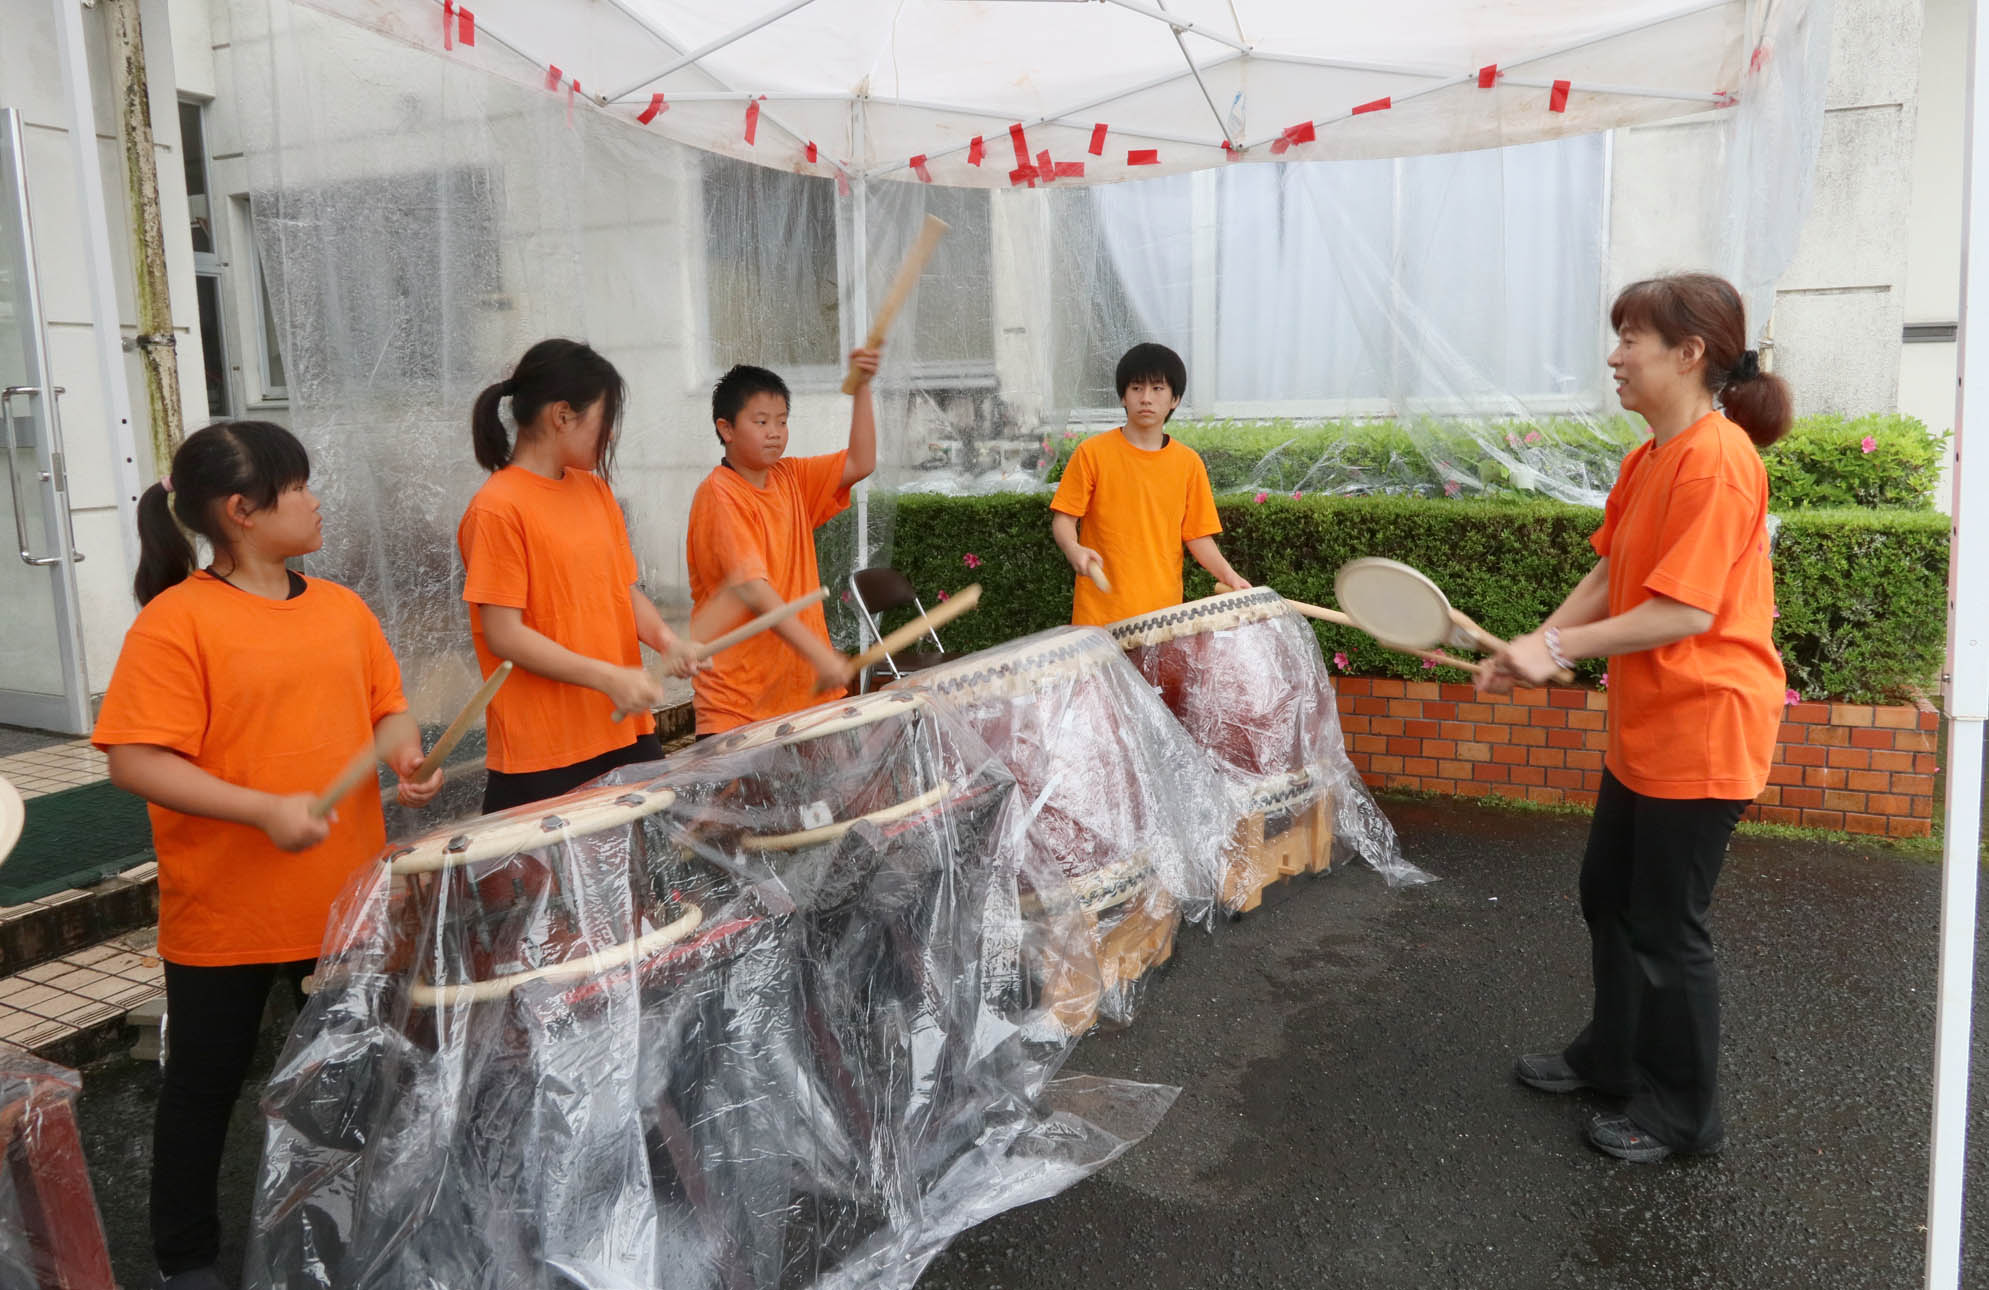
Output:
[1049,428,1222,626]
[91,573,407,967]
[685,453,851,734]
[1592,411,1784,800]
[457,466,656,774]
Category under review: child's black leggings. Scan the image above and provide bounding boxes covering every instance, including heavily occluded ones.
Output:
[152,958,312,1275]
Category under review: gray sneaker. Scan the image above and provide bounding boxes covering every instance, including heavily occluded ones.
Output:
[1514,1052,1587,1093]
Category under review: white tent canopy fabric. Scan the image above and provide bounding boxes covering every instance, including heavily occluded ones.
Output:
[306,0,1755,185]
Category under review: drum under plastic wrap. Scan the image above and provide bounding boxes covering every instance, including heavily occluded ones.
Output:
[0,1051,114,1290]
[902,627,1240,1030]
[1112,588,1423,906]
[245,690,1172,1290]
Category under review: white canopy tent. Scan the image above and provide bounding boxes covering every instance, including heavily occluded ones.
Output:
[142,0,1986,1284]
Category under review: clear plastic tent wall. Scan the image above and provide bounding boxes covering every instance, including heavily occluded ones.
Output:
[247,690,1178,1290]
[221,0,1831,726]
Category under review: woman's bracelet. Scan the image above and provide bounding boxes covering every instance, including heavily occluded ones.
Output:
[1543,625,1576,672]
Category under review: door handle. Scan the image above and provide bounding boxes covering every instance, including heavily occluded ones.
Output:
[1,384,75,568]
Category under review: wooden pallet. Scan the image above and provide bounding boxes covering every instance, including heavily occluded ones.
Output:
[1036,887,1181,1036]
[1224,790,1334,914]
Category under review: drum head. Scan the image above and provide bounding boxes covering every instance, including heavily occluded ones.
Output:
[702,690,927,757]
[909,627,1123,704]
[0,776,22,869]
[386,780,679,874]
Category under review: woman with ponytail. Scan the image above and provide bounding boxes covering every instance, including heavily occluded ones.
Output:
[91,421,442,1288]
[458,339,700,812]
[1482,273,1790,1164]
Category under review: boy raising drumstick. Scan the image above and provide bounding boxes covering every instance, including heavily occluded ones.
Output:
[1050,342,1248,625]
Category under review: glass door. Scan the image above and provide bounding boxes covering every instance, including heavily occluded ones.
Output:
[0,109,90,734]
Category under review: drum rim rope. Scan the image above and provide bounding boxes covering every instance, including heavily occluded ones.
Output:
[1107,586,1292,650]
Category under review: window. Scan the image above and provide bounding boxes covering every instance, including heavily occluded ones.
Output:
[180,100,228,417]
[249,241,287,401]
[698,155,995,386]
[701,156,841,374]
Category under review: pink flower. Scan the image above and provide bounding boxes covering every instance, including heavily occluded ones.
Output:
[1524,430,1542,445]
[1773,606,1781,619]
[1292,490,1304,500]
[1860,435,1878,454]
[1332,651,1349,671]
[1254,491,1269,504]
[1422,658,1436,670]
[937,590,951,602]
[1035,457,1047,469]
[1064,430,1078,439]
[1443,480,1461,497]
[1505,432,1519,447]
[1785,688,1801,705]
[1598,671,1608,690]
[962,553,982,569]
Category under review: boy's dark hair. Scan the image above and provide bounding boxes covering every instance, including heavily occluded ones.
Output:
[711,364,791,441]
[135,420,310,605]
[1114,343,1188,422]
[472,338,627,478]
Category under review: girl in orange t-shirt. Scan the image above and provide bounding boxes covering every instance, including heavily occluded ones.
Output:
[460,339,700,811]
[1480,274,1791,1164]
[92,421,442,1288]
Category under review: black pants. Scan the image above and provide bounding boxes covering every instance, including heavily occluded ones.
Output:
[153,958,313,1274]
[1561,768,1748,1152]
[480,734,666,814]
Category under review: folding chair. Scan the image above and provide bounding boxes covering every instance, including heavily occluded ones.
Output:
[847,568,959,693]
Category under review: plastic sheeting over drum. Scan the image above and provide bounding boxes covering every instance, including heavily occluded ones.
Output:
[218,0,1831,725]
[246,691,1177,1290]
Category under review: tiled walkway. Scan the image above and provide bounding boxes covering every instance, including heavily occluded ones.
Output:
[0,738,111,799]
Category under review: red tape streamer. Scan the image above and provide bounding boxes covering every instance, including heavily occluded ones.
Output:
[1353,97,1390,115]
[805,140,818,162]
[911,154,932,183]
[1088,123,1108,156]
[545,65,562,92]
[744,97,761,144]
[1477,64,1497,89]
[1549,79,1570,112]
[458,6,475,46]
[968,135,985,166]
[443,0,454,49]
[1009,123,1030,166]
[638,93,666,125]
[1127,149,1159,165]
[1271,120,1316,155]
[1008,165,1037,187]
[1055,160,1085,179]
[1037,149,1056,183]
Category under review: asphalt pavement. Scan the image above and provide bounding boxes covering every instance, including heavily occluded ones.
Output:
[74,796,1989,1289]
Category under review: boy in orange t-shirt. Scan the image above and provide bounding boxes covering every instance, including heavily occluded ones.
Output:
[685,347,880,735]
[1050,342,1248,625]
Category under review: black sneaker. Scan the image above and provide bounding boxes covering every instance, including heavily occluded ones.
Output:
[153,1267,229,1290]
[1514,1052,1587,1093]
[1586,1112,1695,1164]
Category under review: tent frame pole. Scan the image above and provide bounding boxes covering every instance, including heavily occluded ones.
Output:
[1925,4,1989,1287]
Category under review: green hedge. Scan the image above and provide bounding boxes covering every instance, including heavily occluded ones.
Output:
[1035,413,1947,511]
[824,494,1948,705]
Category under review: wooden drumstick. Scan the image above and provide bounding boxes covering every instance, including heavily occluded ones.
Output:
[1282,598,1486,676]
[841,215,949,395]
[310,733,389,820]
[695,586,827,661]
[611,588,831,722]
[411,661,513,784]
[834,582,982,689]
[1085,556,1112,594]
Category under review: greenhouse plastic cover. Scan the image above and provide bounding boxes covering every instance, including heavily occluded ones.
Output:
[217,0,1831,733]
[1108,587,1424,901]
[246,690,1179,1290]
[0,1050,115,1290]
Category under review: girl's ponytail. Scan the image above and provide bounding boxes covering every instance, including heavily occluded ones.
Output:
[133,480,197,605]
[472,380,514,472]
[133,421,312,605]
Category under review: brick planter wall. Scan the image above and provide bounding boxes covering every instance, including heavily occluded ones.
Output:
[1333,678,1937,839]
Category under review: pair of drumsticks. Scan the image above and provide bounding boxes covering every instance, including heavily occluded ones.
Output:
[1283,558,1572,684]
[311,583,990,817]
